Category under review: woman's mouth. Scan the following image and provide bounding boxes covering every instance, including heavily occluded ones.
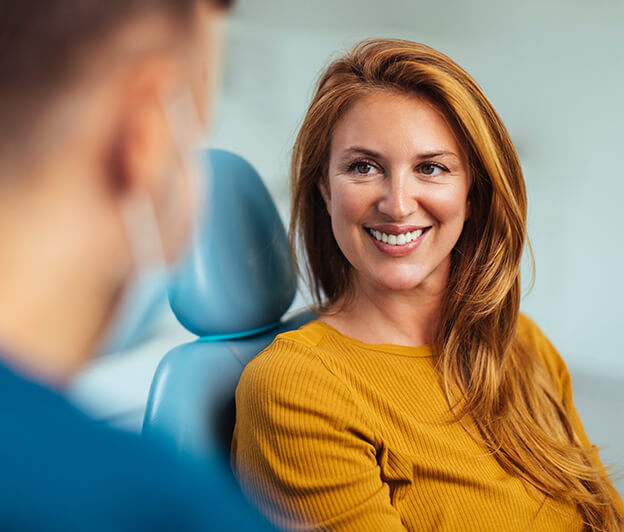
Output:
[367,227,427,246]
[364,225,431,256]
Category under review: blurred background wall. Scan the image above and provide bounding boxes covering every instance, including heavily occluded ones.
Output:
[71,0,623,493]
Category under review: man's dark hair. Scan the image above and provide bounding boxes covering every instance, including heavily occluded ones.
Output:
[0,0,230,97]
[0,0,231,155]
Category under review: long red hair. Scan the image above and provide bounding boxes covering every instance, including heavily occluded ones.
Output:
[289,38,623,531]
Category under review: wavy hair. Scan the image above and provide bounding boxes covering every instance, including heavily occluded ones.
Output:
[289,38,623,531]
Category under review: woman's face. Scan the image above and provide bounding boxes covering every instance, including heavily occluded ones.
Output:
[322,91,470,294]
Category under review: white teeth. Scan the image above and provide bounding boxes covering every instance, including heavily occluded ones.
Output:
[368,228,426,246]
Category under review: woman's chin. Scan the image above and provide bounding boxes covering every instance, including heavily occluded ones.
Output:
[367,272,429,293]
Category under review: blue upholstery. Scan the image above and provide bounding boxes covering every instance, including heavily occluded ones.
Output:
[143,149,314,461]
[168,148,297,337]
[143,311,314,460]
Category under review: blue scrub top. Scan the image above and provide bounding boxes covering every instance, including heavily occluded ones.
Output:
[0,357,275,531]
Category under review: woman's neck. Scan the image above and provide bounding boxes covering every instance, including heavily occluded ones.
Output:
[320,266,448,348]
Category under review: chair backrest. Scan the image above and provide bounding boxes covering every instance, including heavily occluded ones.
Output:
[142,149,313,461]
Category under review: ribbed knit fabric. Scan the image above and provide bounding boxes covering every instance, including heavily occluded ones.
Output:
[232,314,622,531]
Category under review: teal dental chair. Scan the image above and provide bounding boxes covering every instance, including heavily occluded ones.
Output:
[142,149,314,462]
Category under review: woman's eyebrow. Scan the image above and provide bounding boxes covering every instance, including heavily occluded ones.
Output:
[416,150,460,160]
[341,146,383,159]
[341,146,460,161]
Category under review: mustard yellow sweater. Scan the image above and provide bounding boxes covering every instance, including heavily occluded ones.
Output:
[232,314,623,531]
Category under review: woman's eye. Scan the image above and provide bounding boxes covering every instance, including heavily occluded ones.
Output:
[353,162,374,174]
[419,163,444,176]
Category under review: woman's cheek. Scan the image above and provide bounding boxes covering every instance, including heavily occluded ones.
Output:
[332,182,376,223]
[328,183,374,260]
[423,185,469,225]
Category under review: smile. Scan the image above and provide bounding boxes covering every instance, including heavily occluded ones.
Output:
[367,227,426,246]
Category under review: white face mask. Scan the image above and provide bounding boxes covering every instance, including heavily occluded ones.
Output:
[96,88,207,355]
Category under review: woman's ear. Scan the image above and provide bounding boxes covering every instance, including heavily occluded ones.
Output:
[465,199,471,221]
[318,179,332,217]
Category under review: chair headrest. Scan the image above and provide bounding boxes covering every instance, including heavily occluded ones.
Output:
[168,149,296,339]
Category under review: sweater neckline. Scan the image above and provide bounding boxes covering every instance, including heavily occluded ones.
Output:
[309,320,433,358]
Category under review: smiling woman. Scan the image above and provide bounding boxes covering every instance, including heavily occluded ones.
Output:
[321,93,470,300]
[231,39,624,531]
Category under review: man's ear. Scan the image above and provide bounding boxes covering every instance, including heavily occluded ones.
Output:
[318,178,332,217]
[106,57,179,197]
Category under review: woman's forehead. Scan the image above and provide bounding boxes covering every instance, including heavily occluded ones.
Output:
[330,91,464,162]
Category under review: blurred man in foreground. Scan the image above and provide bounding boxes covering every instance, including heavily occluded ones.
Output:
[0,0,274,529]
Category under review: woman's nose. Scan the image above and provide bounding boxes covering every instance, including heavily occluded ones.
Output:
[377,170,418,220]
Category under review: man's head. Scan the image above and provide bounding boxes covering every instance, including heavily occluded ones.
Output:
[0,0,230,155]
[0,0,231,380]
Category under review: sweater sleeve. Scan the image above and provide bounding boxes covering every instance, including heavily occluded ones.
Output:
[518,314,624,512]
[518,314,603,449]
[231,338,407,532]
[558,371,624,514]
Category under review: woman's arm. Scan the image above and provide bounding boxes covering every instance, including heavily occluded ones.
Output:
[519,313,624,512]
[556,351,624,512]
[232,338,407,532]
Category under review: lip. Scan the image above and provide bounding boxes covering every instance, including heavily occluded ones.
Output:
[365,224,429,235]
[365,225,430,257]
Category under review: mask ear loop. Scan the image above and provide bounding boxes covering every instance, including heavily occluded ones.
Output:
[189,151,211,249]
[159,86,209,267]
[117,84,201,274]
[94,87,205,356]
[92,191,169,357]
[120,190,167,271]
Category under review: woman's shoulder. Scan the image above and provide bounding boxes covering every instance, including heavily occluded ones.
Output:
[516,312,571,395]
[236,320,362,421]
[238,320,339,393]
[253,319,329,364]
[274,319,328,349]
